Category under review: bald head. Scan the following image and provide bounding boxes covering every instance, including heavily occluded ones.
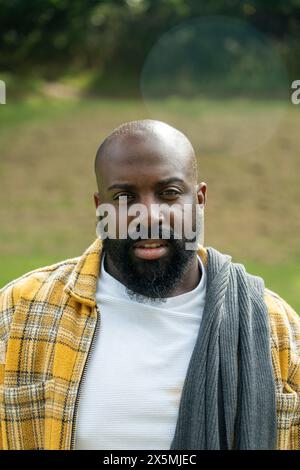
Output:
[94,119,197,190]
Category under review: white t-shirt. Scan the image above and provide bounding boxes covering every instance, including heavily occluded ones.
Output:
[75,253,207,450]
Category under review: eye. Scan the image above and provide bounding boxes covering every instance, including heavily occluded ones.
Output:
[160,189,182,198]
[113,193,134,201]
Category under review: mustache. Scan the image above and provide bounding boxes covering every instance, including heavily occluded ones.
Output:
[126,225,178,245]
[102,224,197,251]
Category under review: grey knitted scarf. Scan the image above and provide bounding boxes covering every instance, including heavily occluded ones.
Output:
[170,246,277,450]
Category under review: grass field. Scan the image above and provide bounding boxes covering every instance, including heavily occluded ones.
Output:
[0,93,299,311]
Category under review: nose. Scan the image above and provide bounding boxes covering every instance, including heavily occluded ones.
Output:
[142,196,164,229]
[133,195,165,237]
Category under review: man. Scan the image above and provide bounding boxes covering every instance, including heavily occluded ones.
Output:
[0,119,299,450]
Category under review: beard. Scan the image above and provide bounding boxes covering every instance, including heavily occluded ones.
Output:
[101,224,201,304]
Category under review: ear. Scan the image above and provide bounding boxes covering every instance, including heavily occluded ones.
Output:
[196,182,207,206]
[94,192,101,209]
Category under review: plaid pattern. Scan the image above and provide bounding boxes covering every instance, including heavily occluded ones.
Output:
[267,287,300,449]
[0,237,299,450]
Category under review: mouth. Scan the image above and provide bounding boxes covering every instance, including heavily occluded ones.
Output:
[132,239,170,260]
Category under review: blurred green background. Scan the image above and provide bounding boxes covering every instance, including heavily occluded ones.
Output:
[0,0,299,311]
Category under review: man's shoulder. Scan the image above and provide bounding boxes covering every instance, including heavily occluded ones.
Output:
[0,255,80,307]
[264,287,300,331]
[264,287,300,392]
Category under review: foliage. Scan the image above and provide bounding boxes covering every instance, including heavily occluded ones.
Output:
[0,0,300,85]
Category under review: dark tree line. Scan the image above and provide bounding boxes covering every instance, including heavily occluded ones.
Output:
[0,0,299,83]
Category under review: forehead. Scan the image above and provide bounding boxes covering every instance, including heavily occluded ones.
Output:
[97,132,194,187]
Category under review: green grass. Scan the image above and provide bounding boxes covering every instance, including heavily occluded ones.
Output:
[0,94,288,131]
[0,255,64,288]
[0,97,80,130]
[243,260,300,313]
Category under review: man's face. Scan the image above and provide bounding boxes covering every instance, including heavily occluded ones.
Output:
[94,131,206,302]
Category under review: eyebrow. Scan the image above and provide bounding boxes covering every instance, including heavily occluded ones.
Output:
[156,177,185,187]
[107,177,186,191]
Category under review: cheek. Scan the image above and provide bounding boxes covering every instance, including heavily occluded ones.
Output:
[115,211,131,239]
[170,204,197,237]
[165,206,185,237]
